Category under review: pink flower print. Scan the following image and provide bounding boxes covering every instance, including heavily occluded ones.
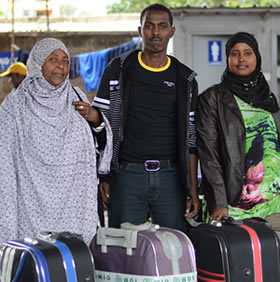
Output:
[237,162,265,209]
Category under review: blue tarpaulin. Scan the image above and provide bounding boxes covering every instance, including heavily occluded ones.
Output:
[0,51,29,72]
[1,39,140,93]
[77,37,140,92]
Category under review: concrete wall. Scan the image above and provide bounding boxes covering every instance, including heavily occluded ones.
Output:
[4,8,280,101]
[0,31,137,53]
[172,8,280,96]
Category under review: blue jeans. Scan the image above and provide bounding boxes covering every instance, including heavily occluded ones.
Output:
[108,163,187,232]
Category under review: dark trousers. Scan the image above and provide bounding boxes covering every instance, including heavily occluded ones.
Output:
[108,163,187,232]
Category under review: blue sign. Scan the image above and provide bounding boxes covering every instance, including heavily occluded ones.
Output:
[208,40,222,65]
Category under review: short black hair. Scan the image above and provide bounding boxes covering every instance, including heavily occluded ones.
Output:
[140,3,173,26]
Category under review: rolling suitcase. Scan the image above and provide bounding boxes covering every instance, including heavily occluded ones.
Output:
[0,231,95,282]
[90,222,197,282]
[188,218,280,282]
[1,238,63,282]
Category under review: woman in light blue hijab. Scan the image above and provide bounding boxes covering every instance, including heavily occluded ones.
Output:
[0,38,112,244]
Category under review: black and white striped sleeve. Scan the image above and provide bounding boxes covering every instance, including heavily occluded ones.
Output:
[92,96,110,111]
[92,58,121,120]
[188,79,198,154]
[92,64,112,118]
[188,111,197,154]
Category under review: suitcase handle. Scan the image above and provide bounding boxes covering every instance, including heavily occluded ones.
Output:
[186,218,202,227]
[186,217,243,227]
[222,217,243,225]
[96,228,138,255]
[120,222,160,231]
[38,231,83,242]
[10,251,28,282]
[4,240,51,282]
[206,217,243,227]
[246,217,272,229]
[209,217,243,227]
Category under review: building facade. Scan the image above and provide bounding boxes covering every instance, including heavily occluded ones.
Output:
[2,8,280,99]
[172,7,280,97]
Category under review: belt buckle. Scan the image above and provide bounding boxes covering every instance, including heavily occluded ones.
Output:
[144,160,160,172]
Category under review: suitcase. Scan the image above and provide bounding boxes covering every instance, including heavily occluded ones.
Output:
[90,222,197,282]
[188,218,280,282]
[0,231,95,282]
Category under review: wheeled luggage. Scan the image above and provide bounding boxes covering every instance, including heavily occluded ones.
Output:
[0,231,95,282]
[188,218,280,282]
[90,222,197,282]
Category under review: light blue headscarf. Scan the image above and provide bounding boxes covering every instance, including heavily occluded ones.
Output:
[0,38,112,244]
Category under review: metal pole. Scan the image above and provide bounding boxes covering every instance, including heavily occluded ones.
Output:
[45,0,50,31]
[10,0,15,63]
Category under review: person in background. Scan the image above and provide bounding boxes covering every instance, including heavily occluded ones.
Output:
[0,62,27,92]
[197,32,280,235]
[0,38,112,244]
[80,3,200,232]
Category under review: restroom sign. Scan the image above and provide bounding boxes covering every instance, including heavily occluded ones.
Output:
[208,40,222,65]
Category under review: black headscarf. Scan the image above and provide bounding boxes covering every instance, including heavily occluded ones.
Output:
[222,32,279,113]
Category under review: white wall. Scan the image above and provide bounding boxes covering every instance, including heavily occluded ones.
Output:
[173,9,279,94]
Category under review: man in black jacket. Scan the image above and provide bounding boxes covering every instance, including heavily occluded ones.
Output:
[76,3,199,231]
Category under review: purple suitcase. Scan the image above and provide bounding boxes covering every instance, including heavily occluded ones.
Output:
[90,222,197,282]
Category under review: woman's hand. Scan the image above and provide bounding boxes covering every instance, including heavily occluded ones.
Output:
[72,101,101,126]
[210,207,228,221]
[99,182,110,210]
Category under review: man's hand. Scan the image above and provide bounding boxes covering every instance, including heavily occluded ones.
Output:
[210,207,228,221]
[73,101,101,126]
[99,182,110,210]
[185,154,200,219]
[185,195,200,219]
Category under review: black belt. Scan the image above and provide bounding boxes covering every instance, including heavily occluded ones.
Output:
[120,160,176,172]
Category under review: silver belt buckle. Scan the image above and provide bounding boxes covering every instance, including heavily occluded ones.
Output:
[144,160,160,172]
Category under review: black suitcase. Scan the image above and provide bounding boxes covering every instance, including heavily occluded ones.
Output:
[55,232,95,282]
[1,238,66,282]
[189,218,280,282]
[0,232,95,282]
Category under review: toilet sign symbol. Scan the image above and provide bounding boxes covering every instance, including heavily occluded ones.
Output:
[208,40,222,64]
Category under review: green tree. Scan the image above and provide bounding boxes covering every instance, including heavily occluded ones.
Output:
[60,5,76,17]
[108,0,280,13]
[108,0,186,13]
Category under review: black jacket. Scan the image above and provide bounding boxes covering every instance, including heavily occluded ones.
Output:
[197,83,280,210]
[93,50,198,194]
